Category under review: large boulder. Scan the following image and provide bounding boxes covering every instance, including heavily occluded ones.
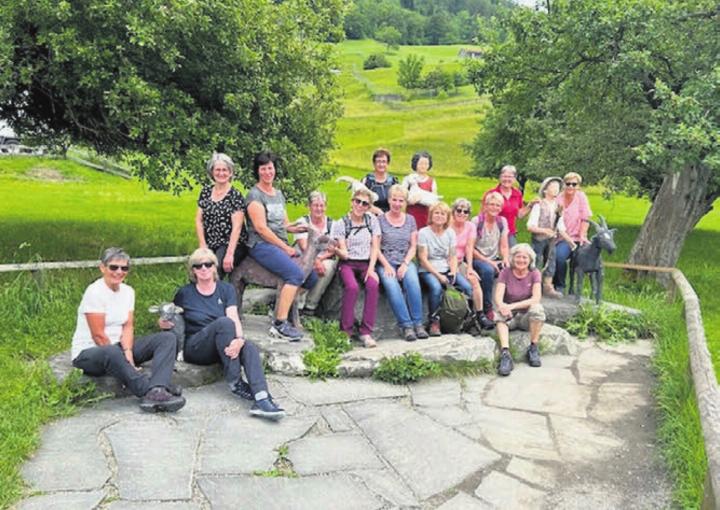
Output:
[509,323,579,356]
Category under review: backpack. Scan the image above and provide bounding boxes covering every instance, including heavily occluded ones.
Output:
[438,287,472,334]
[475,213,506,239]
[302,215,333,235]
[364,173,398,207]
[342,213,372,238]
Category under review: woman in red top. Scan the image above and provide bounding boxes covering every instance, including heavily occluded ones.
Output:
[402,151,438,229]
[485,165,535,247]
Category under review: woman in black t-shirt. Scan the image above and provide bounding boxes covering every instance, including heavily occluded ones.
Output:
[195,153,246,279]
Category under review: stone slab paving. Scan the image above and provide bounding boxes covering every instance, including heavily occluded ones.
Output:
[17,336,671,509]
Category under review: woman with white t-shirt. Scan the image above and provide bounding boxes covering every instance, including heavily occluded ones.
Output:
[71,247,185,413]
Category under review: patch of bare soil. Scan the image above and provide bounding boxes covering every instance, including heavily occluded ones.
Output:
[23,167,83,183]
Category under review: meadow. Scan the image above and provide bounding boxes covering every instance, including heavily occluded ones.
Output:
[0,39,718,508]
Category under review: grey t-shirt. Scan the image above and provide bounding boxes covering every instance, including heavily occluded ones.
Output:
[379,213,417,266]
[418,226,456,274]
[331,213,381,261]
[245,185,288,248]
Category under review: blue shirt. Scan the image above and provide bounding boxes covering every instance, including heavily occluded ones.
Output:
[173,281,237,336]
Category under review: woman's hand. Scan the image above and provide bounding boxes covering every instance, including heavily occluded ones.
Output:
[365,269,379,283]
[223,254,234,274]
[314,259,325,276]
[497,303,513,318]
[579,236,590,245]
[493,260,504,273]
[158,318,174,330]
[124,349,138,370]
[437,273,449,286]
[284,245,297,258]
[383,263,396,279]
[224,337,245,360]
[397,263,407,280]
[467,268,479,281]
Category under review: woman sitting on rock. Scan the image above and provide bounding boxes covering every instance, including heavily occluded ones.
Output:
[418,202,491,336]
[331,188,381,347]
[168,248,284,420]
[294,191,338,316]
[494,243,546,377]
[377,184,427,342]
[195,152,246,280]
[245,151,318,341]
[71,247,185,413]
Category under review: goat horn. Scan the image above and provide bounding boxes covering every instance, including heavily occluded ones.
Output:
[599,215,608,229]
[588,219,600,231]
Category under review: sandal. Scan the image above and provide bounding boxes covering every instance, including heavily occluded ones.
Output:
[359,334,377,348]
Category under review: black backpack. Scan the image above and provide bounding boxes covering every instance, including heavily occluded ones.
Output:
[342,213,372,238]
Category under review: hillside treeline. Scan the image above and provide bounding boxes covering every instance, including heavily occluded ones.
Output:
[345,0,515,45]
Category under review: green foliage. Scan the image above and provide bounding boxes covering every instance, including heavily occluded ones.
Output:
[564,305,655,344]
[397,54,425,89]
[373,352,441,384]
[438,359,493,378]
[302,319,352,380]
[422,67,455,94]
[0,0,345,201]
[253,443,297,478]
[363,53,392,70]
[374,25,402,50]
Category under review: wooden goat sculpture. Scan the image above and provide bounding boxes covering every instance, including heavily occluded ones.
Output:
[230,227,333,331]
[569,215,617,304]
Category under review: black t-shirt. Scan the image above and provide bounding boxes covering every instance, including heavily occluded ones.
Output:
[197,185,246,250]
[173,281,238,336]
[362,173,398,212]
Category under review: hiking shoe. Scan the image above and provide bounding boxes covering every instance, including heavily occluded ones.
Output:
[527,343,542,367]
[414,324,429,339]
[139,386,186,413]
[402,327,417,342]
[476,312,495,330]
[497,349,514,376]
[429,319,441,337]
[270,320,303,341]
[250,398,286,421]
[359,334,377,348]
[230,379,254,401]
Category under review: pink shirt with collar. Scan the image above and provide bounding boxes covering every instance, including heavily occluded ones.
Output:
[556,191,592,241]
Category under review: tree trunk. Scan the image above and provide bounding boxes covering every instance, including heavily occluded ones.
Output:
[628,165,716,285]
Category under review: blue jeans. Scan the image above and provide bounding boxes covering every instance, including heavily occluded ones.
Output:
[472,260,497,312]
[377,262,423,328]
[418,271,472,318]
[553,240,573,291]
[250,241,318,289]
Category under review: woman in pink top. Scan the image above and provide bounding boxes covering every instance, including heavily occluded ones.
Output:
[485,165,536,247]
[553,172,593,293]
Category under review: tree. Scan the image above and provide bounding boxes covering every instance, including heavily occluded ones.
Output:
[375,25,402,50]
[398,54,425,90]
[467,0,720,278]
[0,0,345,201]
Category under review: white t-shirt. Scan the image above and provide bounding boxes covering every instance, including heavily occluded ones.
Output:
[418,226,456,274]
[71,278,135,360]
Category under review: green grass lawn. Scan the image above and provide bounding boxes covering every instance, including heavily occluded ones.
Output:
[0,38,718,509]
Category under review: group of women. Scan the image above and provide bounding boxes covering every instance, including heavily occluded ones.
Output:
[70,149,594,416]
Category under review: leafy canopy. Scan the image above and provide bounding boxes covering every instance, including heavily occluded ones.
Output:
[0,0,345,200]
[467,0,720,201]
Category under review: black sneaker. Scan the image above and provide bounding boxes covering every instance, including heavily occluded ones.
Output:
[250,398,286,421]
[414,325,429,339]
[230,379,254,401]
[402,327,417,342]
[498,349,514,376]
[270,320,303,341]
[139,386,186,413]
[476,313,495,330]
[527,343,542,367]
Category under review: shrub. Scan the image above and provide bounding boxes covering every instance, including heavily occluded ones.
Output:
[398,54,425,89]
[302,319,352,380]
[363,53,391,70]
[373,352,441,384]
[422,67,454,93]
[564,305,655,343]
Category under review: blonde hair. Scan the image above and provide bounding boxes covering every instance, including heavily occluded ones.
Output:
[510,243,536,270]
[484,191,504,207]
[563,172,583,184]
[388,183,408,201]
[352,188,374,204]
[428,202,451,229]
[187,248,219,283]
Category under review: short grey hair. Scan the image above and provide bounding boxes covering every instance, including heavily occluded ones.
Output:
[205,153,235,180]
[101,247,130,265]
[307,191,327,206]
[187,248,219,283]
[499,165,517,177]
[510,243,536,270]
[451,197,471,213]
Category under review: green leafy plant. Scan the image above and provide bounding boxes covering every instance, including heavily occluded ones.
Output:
[363,53,391,70]
[253,443,297,478]
[302,319,352,380]
[565,305,654,343]
[373,352,441,384]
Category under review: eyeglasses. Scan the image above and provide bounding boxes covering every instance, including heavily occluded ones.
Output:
[192,261,215,269]
[454,208,470,215]
[107,264,130,272]
[353,198,370,207]
[565,182,579,187]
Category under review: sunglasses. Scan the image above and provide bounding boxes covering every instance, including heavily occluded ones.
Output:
[454,208,470,215]
[192,261,215,269]
[107,264,130,272]
[353,198,370,207]
[565,182,579,187]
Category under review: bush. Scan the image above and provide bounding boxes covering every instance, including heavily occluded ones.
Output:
[398,54,425,89]
[422,67,455,93]
[564,305,655,343]
[363,53,391,70]
[302,319,352,380]
[373,352,441,384]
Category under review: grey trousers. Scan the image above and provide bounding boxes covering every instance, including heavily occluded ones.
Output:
[72,332,177,397]
[531,237,557,278]
[183,317,268,399]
